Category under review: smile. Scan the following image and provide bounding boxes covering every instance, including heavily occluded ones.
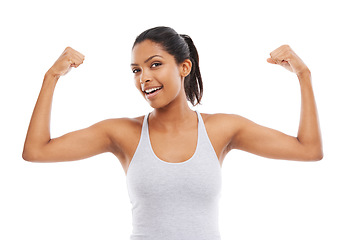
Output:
[145,86,163,100]
[144,86,162,94]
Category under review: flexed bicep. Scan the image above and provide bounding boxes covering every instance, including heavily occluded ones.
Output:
[23,119,114,162]
[229,115,320,161]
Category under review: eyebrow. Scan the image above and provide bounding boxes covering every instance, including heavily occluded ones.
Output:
[130,55,163,66]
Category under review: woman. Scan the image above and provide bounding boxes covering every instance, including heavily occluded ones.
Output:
[22,26,323,240]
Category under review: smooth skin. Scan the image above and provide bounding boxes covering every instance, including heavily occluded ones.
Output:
[22,41,323,175]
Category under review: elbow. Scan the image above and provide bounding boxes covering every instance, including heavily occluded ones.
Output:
[315,152,324,161]
[297,141,323,161]
[316,148,324,160]
[306,150,324,161]
[313,146,324,161]
[310,154,323,161]
[22,149,41,162]
[22,151,34,162]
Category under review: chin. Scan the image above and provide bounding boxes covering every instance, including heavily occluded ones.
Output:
[145,97,173,110]
[143,91,180,109]
[147,101,166,109]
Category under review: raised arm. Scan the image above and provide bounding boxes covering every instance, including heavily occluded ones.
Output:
[22,47,114,162]
[227,45,323,161]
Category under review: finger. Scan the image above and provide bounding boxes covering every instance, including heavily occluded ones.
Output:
[73,56,84,66]
[267,58,277,64]
[70,52,82,62]
[72,49,85,62]
[65,48,84,64]
[77,52,85,63]
[68,60,79,69]
[77,52,85,60]
[270,46,282,56]
[270,45,292,63]
[69,55,84,67]
[71,62,81,68]
[73,52,85,63]
[270,48,286,62]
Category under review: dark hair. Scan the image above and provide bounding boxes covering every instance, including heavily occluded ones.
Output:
[132,26,203,106]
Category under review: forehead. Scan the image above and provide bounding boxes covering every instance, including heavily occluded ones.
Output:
[131,40,168,63]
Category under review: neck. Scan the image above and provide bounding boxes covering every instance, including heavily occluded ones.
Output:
[149,98,196,131]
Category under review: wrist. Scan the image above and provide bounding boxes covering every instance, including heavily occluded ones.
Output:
[45,69,60,81]
[297,68,311,80]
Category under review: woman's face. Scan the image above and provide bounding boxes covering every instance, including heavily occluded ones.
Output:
[131,40,191,109]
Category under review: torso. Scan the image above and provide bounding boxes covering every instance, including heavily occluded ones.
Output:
[109,113,238,175]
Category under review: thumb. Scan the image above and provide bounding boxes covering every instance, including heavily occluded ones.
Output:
[267,58,277,64]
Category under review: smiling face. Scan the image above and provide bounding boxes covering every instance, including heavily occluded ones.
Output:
[131,40,191,109]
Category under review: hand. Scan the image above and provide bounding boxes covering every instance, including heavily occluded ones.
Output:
[267,45,310,77]
[47,47,85,78]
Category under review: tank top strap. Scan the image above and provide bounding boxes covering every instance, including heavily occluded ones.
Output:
[129,112,151,164]
[195,110,220,163]
[140,112,150,149]
[142,112,149,135]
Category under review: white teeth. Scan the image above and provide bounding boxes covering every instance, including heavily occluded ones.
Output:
[145,87,161,93]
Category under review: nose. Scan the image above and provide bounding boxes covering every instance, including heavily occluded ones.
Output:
[139,78,150,84]
[139,70,152,84]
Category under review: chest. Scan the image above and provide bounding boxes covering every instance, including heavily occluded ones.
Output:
[120,114,231,175]
[149,129,198,164]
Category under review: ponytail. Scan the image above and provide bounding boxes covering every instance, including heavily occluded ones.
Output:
[133,26,203,106]
[179,34,203,106]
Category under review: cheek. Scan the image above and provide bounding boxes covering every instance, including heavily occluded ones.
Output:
[163,67,182,85]
[134,78,141,92]
[170,69,184,89]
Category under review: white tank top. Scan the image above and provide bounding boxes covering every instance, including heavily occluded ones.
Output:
[126,110,222,240]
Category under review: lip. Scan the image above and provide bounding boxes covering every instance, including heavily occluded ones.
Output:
[145,87,162,100]
[142,85,163,92]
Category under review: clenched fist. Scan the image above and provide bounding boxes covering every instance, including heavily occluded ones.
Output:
[267,45,310,77]
[47,47,85,78]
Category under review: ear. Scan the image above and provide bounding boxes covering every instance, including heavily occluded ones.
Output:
[180,59,192,78]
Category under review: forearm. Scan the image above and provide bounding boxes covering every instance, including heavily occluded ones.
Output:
[296,70,323,159]
[22,72,60,158]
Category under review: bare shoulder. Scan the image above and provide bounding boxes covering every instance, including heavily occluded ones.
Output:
[200,112,243,132]
[101,115,145,163]
[104,115,145,129]
[102,115,145,143]
[198,112,246,159]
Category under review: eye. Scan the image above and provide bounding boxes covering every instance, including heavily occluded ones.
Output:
[132,68,140,74]
[151,62,162,68]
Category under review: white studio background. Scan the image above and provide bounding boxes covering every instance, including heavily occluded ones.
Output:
[1,0,346,239]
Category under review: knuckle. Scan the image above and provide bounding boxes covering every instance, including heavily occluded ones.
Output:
[65,56,73,63]
[282,44,290,49]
